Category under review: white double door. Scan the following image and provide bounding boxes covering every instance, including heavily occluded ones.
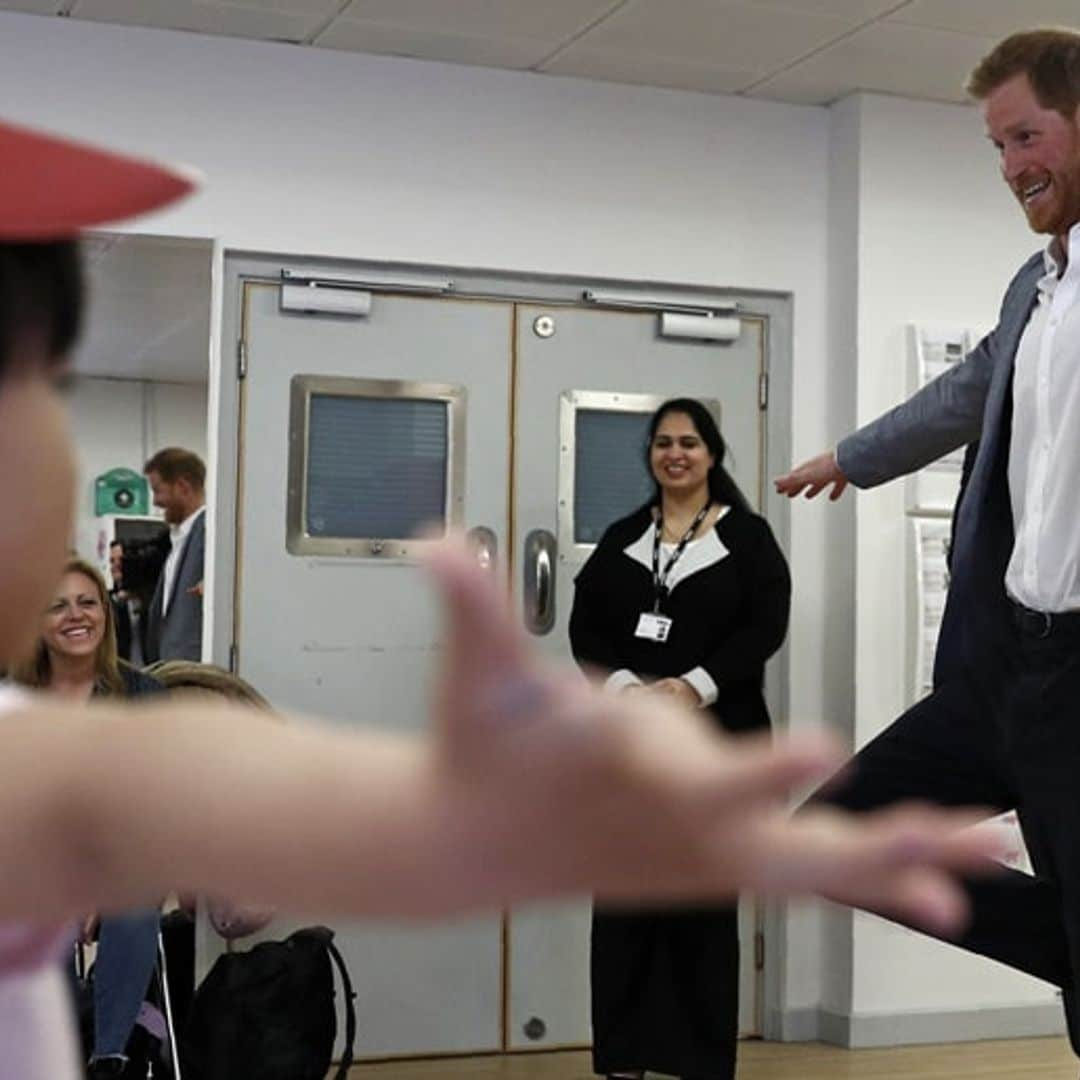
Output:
[233,276,767,1059]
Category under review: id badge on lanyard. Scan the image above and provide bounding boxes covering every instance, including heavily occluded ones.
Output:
[634,502,710,645]
[635,611,673,643]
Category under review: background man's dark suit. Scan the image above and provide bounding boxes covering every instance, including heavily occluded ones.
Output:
[144,511,204,663]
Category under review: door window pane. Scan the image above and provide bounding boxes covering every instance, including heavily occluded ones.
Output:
[573,409,654,544]
[306,394,448,540]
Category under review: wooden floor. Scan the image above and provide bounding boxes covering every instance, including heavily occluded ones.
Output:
[340,1038,1079,1078]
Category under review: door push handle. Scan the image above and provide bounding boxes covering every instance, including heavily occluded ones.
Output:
[466,526,498,574]
[524,529,557,635]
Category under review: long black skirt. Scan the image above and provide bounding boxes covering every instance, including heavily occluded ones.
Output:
[590,903,738,1078]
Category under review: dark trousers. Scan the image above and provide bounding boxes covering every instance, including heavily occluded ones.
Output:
[591,904,738,1079]
[815,616,1080,1048]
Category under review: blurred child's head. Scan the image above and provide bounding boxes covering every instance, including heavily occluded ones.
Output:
[0,242,83,663]
[0,120,194,664]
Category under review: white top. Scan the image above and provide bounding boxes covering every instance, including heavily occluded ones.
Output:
[0,684,80,1080]
[0,965,80,1079]
[605,510,732,706]
[1006,221,1080,613]
[161,505,204,617]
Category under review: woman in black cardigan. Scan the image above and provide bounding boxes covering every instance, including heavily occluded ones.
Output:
[570,398,791,1080]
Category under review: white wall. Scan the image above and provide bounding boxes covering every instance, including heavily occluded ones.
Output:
[0,9,1060,1044]
[66,377,209,570]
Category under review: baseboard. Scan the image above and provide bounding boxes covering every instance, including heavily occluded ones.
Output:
[763,1007,821,1042]
[818,1001,1067,1048]
[767,1001,1066,1047]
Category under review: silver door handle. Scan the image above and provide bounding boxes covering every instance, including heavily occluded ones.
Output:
[523,529,557,635]
[466,526,498,574]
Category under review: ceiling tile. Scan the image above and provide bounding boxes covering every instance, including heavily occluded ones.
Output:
[316,20,550,67]
[749,20,996,105]
[220,0,341,14]
[0,0,66,12]
[564,0,855,71]
[888,0,1080,39]
[737,0,905,20]
[71,0,325,42]
[341,0,620,44]
[78,234,212,383]
[542,47,761,95]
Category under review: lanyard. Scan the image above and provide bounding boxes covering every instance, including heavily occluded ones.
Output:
[651,501,711,612]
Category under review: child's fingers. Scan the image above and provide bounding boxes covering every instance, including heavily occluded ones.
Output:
[425,536,534,736]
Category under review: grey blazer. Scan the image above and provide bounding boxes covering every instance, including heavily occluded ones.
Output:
[836,251,1044,684]
[144,509,205,663]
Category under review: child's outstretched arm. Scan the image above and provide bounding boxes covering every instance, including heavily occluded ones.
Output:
[0,541,999,934]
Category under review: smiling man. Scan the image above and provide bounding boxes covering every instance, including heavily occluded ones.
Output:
[143,447,206,662]
[775,28,1080,1062]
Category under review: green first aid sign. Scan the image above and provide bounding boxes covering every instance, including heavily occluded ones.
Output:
[95,467,149,516]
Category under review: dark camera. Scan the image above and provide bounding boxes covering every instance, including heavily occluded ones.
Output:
[120,533,170,596]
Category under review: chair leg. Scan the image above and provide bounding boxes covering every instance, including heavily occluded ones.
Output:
[155,932,182,1080]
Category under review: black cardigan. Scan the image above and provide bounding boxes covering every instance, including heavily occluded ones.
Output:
[569,504,791,735]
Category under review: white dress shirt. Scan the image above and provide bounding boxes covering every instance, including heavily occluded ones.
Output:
[161,505,204,618]
[1005,222,1080,613]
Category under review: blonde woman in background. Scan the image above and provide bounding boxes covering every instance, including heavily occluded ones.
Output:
[10,557,161,701]
[11,558,165,1078]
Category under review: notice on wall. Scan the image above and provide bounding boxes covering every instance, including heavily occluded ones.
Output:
[908,324,974,475]
[906,325,979,514]
[911,516,951,700]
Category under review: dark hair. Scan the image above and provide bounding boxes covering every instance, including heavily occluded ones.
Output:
[0,241,83,373]
[966,29,1080,119]
[144,446,206,490]
[644,398,751,511]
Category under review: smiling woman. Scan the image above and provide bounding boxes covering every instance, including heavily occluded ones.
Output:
[569,398,792,1080]
[8,557,158,701]
[8,557,167,1075]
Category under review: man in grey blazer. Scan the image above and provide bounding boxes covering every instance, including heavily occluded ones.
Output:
[143,447,206,663]
[777,29,1080,1055]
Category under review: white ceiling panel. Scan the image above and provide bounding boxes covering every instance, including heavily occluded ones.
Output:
[340,0,621,44]
[750,20,996,105]
[737,0,909,20]
[71,0,326,42]
[5,0,1067,116]
[222,0,342,13]
[316,20,551,68]
[560,0,858,72]
[0,0,66,13]
[542,47,761,96]
[888,0,1080,38]
[77,235,212,383]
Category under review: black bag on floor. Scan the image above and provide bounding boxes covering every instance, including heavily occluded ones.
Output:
[181,925,356,1080]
